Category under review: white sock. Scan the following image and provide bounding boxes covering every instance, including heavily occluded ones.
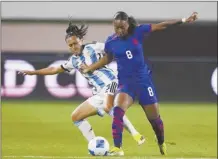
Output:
[74,120,95,142]
[108,109,139,136]
[123,115,139,135]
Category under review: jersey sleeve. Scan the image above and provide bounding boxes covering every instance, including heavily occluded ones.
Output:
[95,42,105,54]
[136,24,152,42]
[95,42,105,51]
[61,57,74,72]
[138,24,152,33]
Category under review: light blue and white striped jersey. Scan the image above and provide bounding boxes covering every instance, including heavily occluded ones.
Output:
[61,42,117,94]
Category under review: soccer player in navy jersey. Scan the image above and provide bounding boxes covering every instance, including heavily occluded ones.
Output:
[81,11,198,156]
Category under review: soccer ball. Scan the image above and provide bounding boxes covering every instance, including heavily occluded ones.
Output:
[88,136,109,156]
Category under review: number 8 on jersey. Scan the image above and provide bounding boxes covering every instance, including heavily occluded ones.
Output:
[126,50,133,59]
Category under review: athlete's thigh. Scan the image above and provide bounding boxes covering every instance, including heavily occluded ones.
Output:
[87,94,106,117]
[71,100,98,121]
[138,78,158,107]
[115,84,136,111]
[138,79,159,119]
[114,92,134,112]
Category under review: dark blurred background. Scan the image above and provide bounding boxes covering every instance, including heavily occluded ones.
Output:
[1,2,217,102]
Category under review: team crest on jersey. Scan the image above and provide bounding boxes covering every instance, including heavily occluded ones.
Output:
[132,38,138,45]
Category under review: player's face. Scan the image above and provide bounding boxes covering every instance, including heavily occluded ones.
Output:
[66,36,83,55]
[113,20,129,37]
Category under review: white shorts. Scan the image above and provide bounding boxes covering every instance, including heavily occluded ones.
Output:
[87,79,118,116]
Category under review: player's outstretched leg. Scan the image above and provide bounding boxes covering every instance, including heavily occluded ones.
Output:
[108,93,133,156]
[108,109,145,145]
[73,119,95,142]
[142,103,167,155]
[71,101,98,142]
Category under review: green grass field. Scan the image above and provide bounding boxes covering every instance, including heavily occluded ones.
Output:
[1,101,217,159]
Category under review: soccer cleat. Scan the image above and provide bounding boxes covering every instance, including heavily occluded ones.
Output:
[133,133,145,145]
[107,147,124,156]
[154,135,167,155]
[159,142,167,155]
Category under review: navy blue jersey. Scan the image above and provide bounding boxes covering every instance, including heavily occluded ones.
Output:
[104,24,151,84]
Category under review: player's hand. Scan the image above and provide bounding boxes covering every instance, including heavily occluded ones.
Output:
[18,70,34,76]
[186,12,198,23]
[80,63,91,73]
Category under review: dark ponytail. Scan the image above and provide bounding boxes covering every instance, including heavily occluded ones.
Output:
[127,16,138,34]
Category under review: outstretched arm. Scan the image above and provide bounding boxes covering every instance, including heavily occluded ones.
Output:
[18,66,64,76]
[151,12,198,31]
[81,54,113,73]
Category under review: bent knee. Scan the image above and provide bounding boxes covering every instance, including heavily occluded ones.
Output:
[71,111,80,122]
[114,93,133,111]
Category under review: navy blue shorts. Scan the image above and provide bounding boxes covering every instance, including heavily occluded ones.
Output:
[118,76,158,105]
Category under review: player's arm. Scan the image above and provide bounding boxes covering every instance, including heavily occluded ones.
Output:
[81,53,113,73]
[151,12,198,31]
[18,66,64,76]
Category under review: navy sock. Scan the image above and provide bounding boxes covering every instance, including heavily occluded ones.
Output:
[112,106,125,148]
[149,116,164,145]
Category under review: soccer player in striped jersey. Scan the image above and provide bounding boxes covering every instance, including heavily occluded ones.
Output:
[18,22,145,147]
